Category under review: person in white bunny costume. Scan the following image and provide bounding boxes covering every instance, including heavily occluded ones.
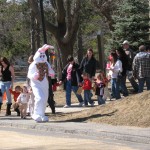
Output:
[27,44,55,122]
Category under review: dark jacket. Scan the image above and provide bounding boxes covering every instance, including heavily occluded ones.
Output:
[125,48,135,71]
[80,57,97,78]
[61,62,82,86]
[118,55,129,76]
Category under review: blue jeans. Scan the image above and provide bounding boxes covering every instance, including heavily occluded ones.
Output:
[97,96,105,105]
[0,81,12,104]
[138,77,150,93]
[119,75,128,96]
[127,71,139,92]
[66,80,83,106]
[84,90,93,105]
[111,78,121,99]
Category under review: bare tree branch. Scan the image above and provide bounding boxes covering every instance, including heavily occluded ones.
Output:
[62,0,80,43]
[92,0,117,31]
[28,0,57,35]
[55,0,66,24]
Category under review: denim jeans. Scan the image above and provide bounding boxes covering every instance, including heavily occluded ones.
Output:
[66,80,83,106]
[84,90,93,105]
[0,81,12,104]
[127,71,139,92]
[138,77,150,93]
[111,78,121,99]
[119,75,128,96]
[97,96,105,105]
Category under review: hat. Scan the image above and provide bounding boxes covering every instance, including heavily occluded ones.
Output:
[122,40,129,45]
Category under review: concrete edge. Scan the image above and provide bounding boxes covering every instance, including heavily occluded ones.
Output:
[0,121,150,144]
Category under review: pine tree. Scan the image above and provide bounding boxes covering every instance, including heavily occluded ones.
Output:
[112,0,150,50]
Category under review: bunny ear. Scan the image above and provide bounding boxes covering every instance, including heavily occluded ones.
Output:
[38,44,54,52]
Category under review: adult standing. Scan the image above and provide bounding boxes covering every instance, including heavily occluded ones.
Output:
[0,57,15,115]
[79,48,97,104]
[116,48,129,97]
[79,48,97,79]
[109,52,122,100]
[122,40,139,93]
[132,45,150,93]
[59,55,84,108]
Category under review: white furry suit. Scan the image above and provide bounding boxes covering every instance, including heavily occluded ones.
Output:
[27,44,55,122]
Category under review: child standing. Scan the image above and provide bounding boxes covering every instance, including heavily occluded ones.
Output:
[16,85,30,119]
[82,73,94,106]
[9,86,21,116]
[94,72,106,105]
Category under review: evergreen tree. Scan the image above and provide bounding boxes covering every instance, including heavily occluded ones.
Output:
[112,0,150,50]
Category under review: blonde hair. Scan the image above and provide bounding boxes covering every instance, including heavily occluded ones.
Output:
[97,70,105,80]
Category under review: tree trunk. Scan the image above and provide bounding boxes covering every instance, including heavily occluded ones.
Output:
[77,27,83,64]
[56,39,73,67]
[30,10,36,54]
[36,19,40,50]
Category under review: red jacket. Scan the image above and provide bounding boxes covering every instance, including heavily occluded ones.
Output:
[82,79,92,90]
[9,89,20,102]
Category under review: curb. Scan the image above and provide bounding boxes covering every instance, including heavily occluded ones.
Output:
[0,120,150,144]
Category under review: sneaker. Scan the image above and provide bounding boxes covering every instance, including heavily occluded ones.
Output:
[79,102,84,107]
[82,104,88,107]
[91,102,95,107]
[63,105,70,108]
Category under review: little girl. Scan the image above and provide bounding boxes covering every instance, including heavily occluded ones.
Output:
[94,71,107,105]
[82,72,94,106]
[16,85,30,119]
[9,85,21,116]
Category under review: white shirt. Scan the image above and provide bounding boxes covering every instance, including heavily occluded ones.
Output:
[110,60,122,78]
[17,93,30,104]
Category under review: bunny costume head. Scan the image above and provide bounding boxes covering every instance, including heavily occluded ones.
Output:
[33,44,54,63]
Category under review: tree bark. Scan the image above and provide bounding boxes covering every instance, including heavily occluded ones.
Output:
[28,0,81,67]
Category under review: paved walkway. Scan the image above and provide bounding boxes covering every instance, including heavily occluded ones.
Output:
[0,104,150,145]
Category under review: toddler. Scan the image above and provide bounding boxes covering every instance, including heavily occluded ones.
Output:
[94,72,106,105]
[9,85,21,116]
[82,73,94,106]
[16,85,30,119]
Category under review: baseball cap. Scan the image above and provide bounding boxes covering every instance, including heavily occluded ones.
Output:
[122,40,129,45]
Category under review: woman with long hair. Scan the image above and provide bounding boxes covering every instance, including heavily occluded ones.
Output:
[80,48,97,79]
[0,57,15,115]
[109,52,122,99]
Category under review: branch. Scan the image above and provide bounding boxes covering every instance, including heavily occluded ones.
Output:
[55,0,66,23]
[28,0,57,35]
[62,0,81,44]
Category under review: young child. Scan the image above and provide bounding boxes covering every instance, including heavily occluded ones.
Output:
[100,70,111,101]
[94,72,106,105]
[16,85,30,119]
[82,72,94,106]
[9,86,21,116]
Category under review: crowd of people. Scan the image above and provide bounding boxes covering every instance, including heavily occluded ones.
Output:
[0,41,150,121]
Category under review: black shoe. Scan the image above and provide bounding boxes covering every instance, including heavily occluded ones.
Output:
[17,113,20,116]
